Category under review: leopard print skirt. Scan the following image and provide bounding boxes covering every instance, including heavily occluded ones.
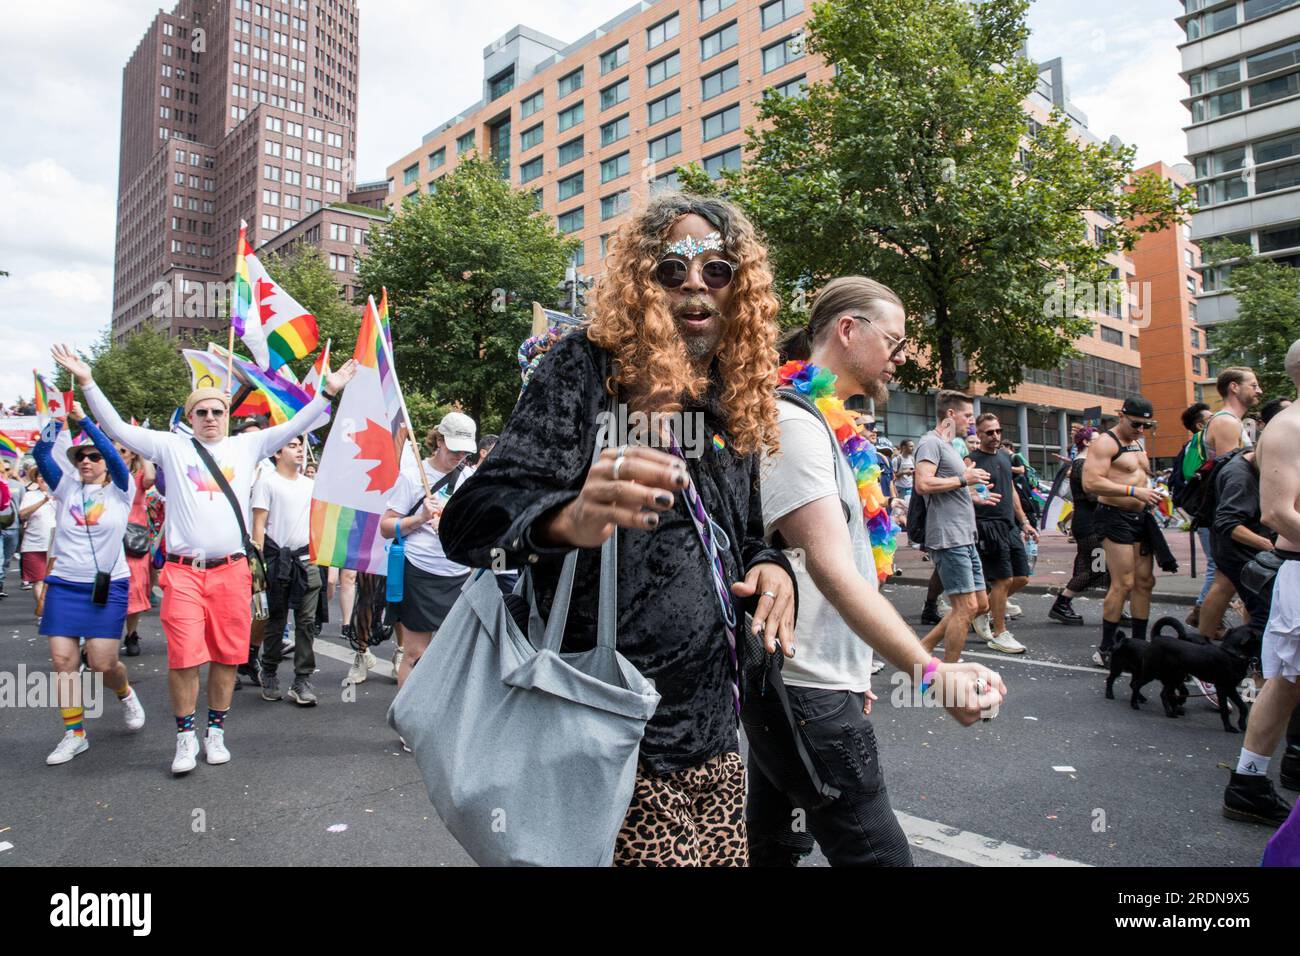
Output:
[613,752,748,866]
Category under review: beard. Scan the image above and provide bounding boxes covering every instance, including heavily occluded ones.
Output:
[672,298,727,362]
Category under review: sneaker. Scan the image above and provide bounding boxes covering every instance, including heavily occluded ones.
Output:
[123,632,141,657]
[399,736,412,753]
[870,658,886,675]
[1005,602,1023,620]
[344,650,368,685]
[987,631,1026,654]
[20,581,32,591]
[972,614,994,643]
[364,649,379,670]
[172,731,200,775]
[236,662,262,687]
[1091,650,1110,669]
[1192,677,1220,709]
[260,670,282,701]
[120,689,146,732]
[1185,604,1201,630]
[1281,746,1300,792]
[204,727,231,765]
[288,679,318,706]
[1223,772,1294,825]
[919,605,942,626]
[46,731,89,766]
[1049,597,1084,626]
[938,596,952,615]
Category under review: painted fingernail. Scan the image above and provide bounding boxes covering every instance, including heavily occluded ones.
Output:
[645,513,659,527]
[654,493,672,507]
[753,620,764,635]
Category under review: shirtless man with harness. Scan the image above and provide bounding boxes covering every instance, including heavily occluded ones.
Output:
[1083,397,1164,667]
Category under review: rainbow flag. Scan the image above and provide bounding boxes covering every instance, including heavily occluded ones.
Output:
[245,244,319,370]
[230,353,319,426]
[232,220,271,369]
[310,502,386,570]
[302,341,331,399]
[378,286,393,352]
[356,295,400,418]
[0,431,25,459]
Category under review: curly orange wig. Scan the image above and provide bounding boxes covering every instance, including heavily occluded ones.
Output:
[587,193,781,457]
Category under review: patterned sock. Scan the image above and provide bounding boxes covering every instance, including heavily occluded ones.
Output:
[61,707,86,737]
[207,708,227,731]
[175,712,195,733]
[116,681,132,702]
[1131,617,1149,643]
[1236,748,1270,776]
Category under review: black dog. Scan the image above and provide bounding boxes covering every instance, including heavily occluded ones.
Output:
[1131,618,1252,733]
[1105,630,1149,708]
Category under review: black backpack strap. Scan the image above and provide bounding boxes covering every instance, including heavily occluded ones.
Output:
[403,461,467,518]
[190,438,251,554]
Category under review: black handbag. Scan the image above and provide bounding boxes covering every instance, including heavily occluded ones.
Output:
[123,522,151,558]
[1240,550,1285,599]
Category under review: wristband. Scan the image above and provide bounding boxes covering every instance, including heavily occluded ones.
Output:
[919,657,941,694]
[1126,485,1133,498]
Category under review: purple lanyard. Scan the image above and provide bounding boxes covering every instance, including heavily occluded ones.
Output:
[668,433,739,714]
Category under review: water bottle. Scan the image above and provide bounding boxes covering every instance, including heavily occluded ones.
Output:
[1026,536,1039,574]
[386,524,406,604]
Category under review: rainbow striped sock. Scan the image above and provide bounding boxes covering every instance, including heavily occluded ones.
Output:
[61,707,86,737]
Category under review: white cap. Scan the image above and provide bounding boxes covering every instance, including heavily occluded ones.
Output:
[437,411,478,453]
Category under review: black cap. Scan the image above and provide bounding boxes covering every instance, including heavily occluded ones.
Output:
[1121,396,1154,420]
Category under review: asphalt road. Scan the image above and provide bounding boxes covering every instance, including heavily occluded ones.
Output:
[0,581,1285,867]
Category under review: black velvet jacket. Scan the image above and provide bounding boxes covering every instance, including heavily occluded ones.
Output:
[440,329,793,774]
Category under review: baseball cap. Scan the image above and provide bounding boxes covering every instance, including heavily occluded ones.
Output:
[437,412,478,453]
[185,387,231,417]
[1120,396,1155,421]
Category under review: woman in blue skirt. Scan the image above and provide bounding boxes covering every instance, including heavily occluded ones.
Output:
[33,406,145,765]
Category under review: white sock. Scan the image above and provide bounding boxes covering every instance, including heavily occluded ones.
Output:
[1236,749,1270,776]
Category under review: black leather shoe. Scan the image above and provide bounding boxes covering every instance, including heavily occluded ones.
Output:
[1281,746,1300,792]
[123,632,141,657]
[1049,598,1084,626]
[236,662,262,687]
[920,605,942,626]
[1223,772,1294,824]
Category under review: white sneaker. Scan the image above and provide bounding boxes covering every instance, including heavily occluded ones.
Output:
[204,727,231,765]
[1005,602,1023,619]
[972,614,994,643]
[987,631,1026,654]
[391,645,404,680]
[46,731,89,766]
[870,658,886,675]
[172,731,199,775]
[363,649,378,670]
[938,596,952,614]
[120,689,146,732]
[345,650,368,685]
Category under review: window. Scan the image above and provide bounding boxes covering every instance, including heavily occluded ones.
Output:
[1256,131,1300,164]
[429,147,445,170]
[600,42,629,75]
[702,103,740,141]
[768,74,808,99]
[572,244,585,268]
[648,90,682,125]
[1130,334,1139,351]
[558,136,584,166]
[489,67,515,101]
[700,0,736,18]
[647,14,679,49]
[701,21,738,60]
[520,156,543,184]
[1187,275,1198,293]
[1248,39,1300,79]
[558,102,584,131]
[648,129,682,161]
[703,146,741,179]
[520,123,544,151]
[601,114,630,147]
[763,33,805,73]
[760,0,803,30]
[1185,249,1196,268]
[601,151,630,183]
[702,62,740,100]
[457,131,475,155]
[558,67,583,97]
[263,189,279,205]
[1257,160,1300,193]
[601,78,629,110]
[558,172,584,201]
[1245,0,1300,20]
[1250,70,1300,107]
[651,171,682,194]
[521,90,544,118]
[601,190,630,220]
[1259,223,1300,252]
[403,164,418,185]
[557,207,584,233]
[648,51,681,86]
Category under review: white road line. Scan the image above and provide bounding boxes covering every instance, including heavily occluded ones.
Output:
[961,651,1101,674]
[895,812,1090,867]
[0,842,13,854]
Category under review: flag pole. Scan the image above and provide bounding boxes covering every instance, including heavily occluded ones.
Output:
[225,325,235,399]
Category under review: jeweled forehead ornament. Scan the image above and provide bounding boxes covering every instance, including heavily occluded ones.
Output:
[663,231,725,260]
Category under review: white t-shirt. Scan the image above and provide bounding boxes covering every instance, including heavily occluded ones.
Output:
[48,477,132,582]
[760,401,876,691]
[21,491,56,553]
[386,460,474,577]
[250,470,314,551]
[84,381,329,559]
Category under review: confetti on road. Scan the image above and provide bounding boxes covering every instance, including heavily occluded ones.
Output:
[0,842,13,853]
[1052,766,1076,773]
[327,823,348,833]
[1024,716,1039,721]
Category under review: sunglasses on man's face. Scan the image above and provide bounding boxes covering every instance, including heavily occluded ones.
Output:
[981,428,1003,436]
[655,257,735,291]
[193,407,226,419]
[1128,419,1157,431]
[75,452,103,464]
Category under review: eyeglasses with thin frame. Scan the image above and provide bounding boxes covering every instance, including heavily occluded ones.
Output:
[655,257,735,290]
[193,407,227,419]
[849,314,907,360]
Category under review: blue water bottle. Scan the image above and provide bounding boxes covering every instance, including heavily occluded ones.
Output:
[386,522,405,603]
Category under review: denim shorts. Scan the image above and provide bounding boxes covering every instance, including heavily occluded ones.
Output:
[932,543,986,596]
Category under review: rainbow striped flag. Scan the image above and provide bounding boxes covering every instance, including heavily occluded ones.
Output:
[229,353,319,426]
[0,431,25,459]
[232,220,271,369]
[302,340,331,399]
[378,286,393,352]
[245,242,319,370]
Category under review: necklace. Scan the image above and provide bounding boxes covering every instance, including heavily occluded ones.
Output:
[777,360,897,582]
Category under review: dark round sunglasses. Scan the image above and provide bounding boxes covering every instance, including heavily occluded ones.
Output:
[655,257,735,291]
[75,451,103,463]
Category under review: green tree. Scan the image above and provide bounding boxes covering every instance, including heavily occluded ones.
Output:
[677,0,1190,393]
[261,244,361,378]
[358,155,577,433]
[60,325,191,425]
[1203,240,1300,399]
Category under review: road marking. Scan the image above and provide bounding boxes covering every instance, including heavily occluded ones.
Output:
[0,842,12,854]
[962,651,1102,674]
[313,638,396,680]
[895,812,1090,867]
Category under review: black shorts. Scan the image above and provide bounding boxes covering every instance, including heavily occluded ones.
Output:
[1095,505,1145,547]
[397,561,470,634]
[975,522,1031,583]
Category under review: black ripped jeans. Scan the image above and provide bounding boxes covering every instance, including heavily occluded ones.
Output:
[743,685,913,867]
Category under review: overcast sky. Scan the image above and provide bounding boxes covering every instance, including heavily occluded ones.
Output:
[0,0,1188,407]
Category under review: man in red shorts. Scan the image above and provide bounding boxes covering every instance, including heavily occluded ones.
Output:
[54,344,356,775]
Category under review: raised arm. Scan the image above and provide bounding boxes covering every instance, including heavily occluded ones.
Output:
[31,421,65,492]
[254,358,357,460]
[75,414,131,492]
[52,342,168,463]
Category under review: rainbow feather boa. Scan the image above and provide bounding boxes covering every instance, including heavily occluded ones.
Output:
[778,360,897,582]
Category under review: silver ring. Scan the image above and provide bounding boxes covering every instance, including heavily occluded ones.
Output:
[611,447,626,482]
[762,590,776,599]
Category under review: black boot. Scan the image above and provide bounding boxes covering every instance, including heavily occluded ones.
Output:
[236,644,262,687]
[1281,746,1300,792]
[1049,595,1084,626]
[123,632,141,657]
[1223,772,1294,824]
[920,604,942,626]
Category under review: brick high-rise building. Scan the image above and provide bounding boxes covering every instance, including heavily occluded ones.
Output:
[112,0,360,345]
